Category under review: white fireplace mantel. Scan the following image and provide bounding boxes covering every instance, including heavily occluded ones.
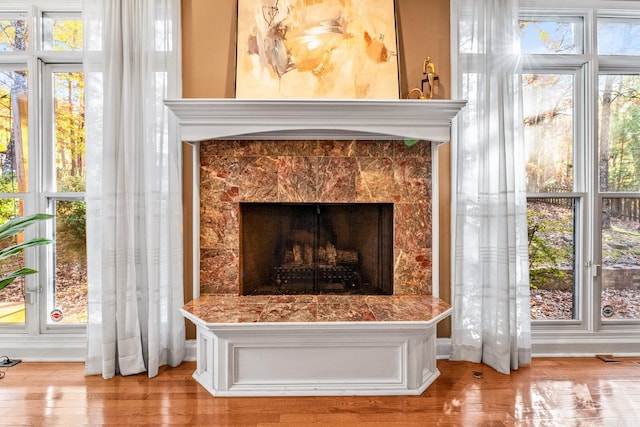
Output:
[164,98,466,143]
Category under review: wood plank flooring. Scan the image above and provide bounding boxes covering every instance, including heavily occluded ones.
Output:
[0,357,639,426]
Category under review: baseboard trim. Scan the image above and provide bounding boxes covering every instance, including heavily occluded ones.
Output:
[3,335,638,363]
[0,335,86,361]
[184,339,197,361]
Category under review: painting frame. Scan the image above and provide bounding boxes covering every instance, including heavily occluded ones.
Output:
[234,0,401,99]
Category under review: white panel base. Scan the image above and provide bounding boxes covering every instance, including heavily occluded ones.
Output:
[185,321,442,397]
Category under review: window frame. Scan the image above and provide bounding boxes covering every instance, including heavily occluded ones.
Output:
[595,67,640,329]
[0,1,85,342]
[40,61,84,332]
[521,62,591,328]
[517,0,640,352]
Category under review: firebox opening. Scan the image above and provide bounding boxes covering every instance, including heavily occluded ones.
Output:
[240,203,393,295]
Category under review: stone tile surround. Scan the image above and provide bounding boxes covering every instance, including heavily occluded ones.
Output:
[199,139,433,296]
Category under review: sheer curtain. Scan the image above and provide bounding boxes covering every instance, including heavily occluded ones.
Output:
[450,0,531,374]
[83,0,185,378]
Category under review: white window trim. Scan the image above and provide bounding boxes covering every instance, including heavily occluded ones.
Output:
[0,0,88,360]
[40,62,85,334]
[514,0,640,356]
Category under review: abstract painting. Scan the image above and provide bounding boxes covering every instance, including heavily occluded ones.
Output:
[235,0,400,99]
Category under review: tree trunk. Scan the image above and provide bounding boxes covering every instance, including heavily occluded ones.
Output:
[10,20,28,239]
[599,77,614,229]
[10,88,27,198]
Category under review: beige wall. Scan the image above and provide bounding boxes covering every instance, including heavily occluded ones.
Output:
[180,0,452,336]
[181,0,451,99]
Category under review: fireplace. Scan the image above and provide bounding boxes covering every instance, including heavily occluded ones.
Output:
[167,99,464,397]
[164,99,467,298]
[241,202,394,295]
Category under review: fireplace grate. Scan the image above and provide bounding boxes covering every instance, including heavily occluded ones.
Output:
[273,265,361,290]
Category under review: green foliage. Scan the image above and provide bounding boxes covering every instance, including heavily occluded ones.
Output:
[56,176,86,243]
[0,174,18,224]
[0,213,53,291]
[527,208,572,289]
[54,71,85,186]
[57,200,85,242]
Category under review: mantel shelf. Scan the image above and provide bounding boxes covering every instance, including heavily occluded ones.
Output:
[164,98,466,143]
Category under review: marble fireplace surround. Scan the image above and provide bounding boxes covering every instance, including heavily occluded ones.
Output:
[166,98,466,290]
[166,98,466,396]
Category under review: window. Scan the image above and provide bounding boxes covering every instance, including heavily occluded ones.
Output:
[520,3,640,331]
[598,18,640,56]
[598,72,640,322]
[0,3,85,335]
[0,13,28,52]
[42,12,82,51]
[519,17,583,54]
[597,17,640,323]
[521,67,582,321]
[45,65,86,325]
[0,18,30,328]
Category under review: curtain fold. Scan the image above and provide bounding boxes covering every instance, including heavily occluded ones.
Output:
[83,0,185,378]
[450,0,531,374]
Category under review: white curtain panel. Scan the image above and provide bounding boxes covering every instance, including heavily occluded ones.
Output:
[83,0,185,378]
[450,0,532,374]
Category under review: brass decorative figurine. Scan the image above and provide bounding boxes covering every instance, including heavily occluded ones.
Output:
[422,56,438,99]
[406,87,427,99]
[406,56,439,100]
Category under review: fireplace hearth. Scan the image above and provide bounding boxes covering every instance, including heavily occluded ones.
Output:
[241,203,393,295]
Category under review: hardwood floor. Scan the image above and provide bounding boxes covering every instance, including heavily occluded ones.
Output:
[0,357,639,426]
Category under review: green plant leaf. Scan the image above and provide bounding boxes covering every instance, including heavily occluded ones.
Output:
[0,213,54,293]
[0,237,54,260]
[404,139,418,147]
[0,213,54,241]
[0,267,38,291]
